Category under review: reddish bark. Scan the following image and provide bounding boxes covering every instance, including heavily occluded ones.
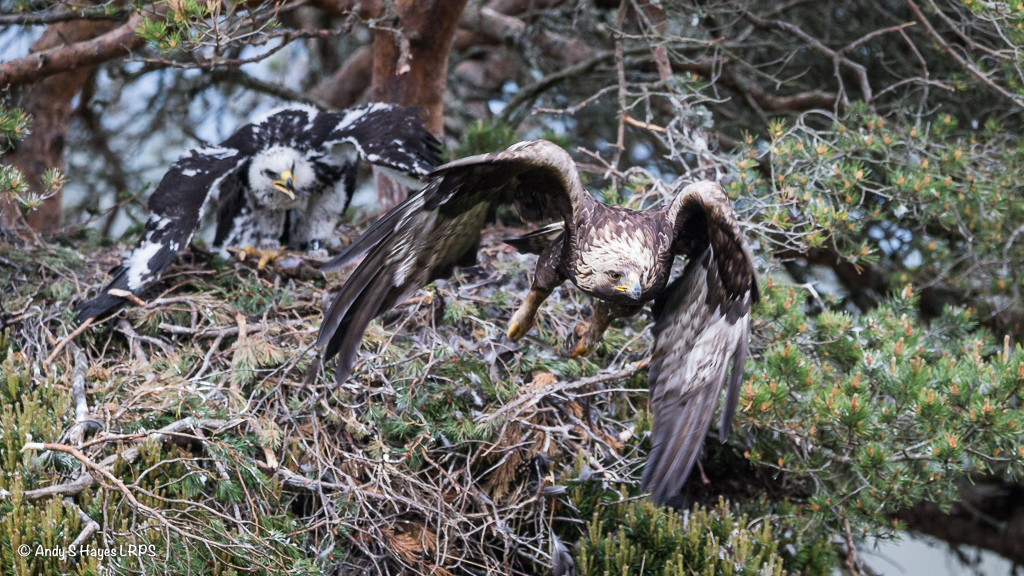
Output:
[3,16,120,233]
[369,0,468,211]
[0,12,146,88]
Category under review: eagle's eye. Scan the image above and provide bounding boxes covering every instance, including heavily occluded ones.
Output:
[263,169,278,179]
[607,271,623,281]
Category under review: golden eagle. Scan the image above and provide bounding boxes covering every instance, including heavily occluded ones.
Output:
[316,140,758,504]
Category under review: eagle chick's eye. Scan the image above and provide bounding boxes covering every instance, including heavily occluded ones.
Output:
[263,169,278,179]
[608,271,623,281]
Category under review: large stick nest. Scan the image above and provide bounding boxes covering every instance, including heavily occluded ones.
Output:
[1,222,666,575]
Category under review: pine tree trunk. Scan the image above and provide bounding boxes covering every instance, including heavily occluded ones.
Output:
[4,18,114,234]
[369,0,468,212]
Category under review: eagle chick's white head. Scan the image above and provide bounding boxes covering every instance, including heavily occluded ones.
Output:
[249,146,315,208]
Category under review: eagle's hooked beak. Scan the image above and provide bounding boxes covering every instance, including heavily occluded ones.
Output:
[614,271,642,300]
[273,170,296,199]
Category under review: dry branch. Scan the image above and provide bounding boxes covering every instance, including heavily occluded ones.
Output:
[23,418,233,501]
[477,361,647,424]
[65,497,101,549]
[22,441,237,548]
[905,0,1024,111]
[65,343,92,446]
[44,318,94,365]
[0,12,149,87]
[0,8,129,25]
[740,9,873,102]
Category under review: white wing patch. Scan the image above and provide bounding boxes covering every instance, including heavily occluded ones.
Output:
[332,102,391,132]
[123,241,163,290]
[196,147,238,159]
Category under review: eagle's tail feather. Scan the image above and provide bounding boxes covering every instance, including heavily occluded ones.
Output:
[641,384,719,505]
[318,246,386,355]
[325,283,391,386]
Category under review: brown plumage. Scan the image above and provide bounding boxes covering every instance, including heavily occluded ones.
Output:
[316,140,758,505]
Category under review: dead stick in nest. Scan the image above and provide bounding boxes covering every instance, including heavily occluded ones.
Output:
[229,313,247,401]
[66,497,101,549]
[66,342,94,446]
[22,442,200,542]
[159,317,307,338]
[476,360,648,424]
[44,317,94,365]
[22,417,234,501]
[106,288,147,307]
[257,462,387,500]
[23,441,257,553]
[159,323,240,338]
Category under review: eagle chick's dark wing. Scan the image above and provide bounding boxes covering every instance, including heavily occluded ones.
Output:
[316,140,588,385]
[310,103,442,176]
[641,181,758,504]
[74,146,248,323]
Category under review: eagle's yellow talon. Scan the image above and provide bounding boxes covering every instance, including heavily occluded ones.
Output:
[507,321,523,340]
[256,249,278,270]
[239,246,279,270]
[569,340,595,358]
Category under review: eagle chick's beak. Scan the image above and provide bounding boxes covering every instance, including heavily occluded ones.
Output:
[615,271,642,300]
[273,170,296,199]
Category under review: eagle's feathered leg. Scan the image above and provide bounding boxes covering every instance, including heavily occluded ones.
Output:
[569,300,644,358]
[508,237,565,340]
[568,300,614,358]
[508,287,552,340]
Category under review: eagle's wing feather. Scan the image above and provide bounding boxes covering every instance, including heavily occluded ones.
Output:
[316,140,587,385]
[641,181,758,504]
[310,103,442,175]
[74,147,247,323]
[503,221,565,255]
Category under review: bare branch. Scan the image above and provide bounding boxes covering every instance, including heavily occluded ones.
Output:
[0,7,129,25]
[906,0,1024,112]
[23,418,233,501]
[0,11,149,87]
[135,29,346,71]
[740,8,873,102]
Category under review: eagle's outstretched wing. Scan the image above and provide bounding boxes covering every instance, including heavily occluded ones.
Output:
[310,103,442,176]
[316,140,589,385]
[75,105,440,324]
[641,181,758,504]
[74,147,248,323]
[73,107,301,324]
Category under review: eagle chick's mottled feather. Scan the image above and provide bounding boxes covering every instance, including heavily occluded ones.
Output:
[75,103,441,324]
